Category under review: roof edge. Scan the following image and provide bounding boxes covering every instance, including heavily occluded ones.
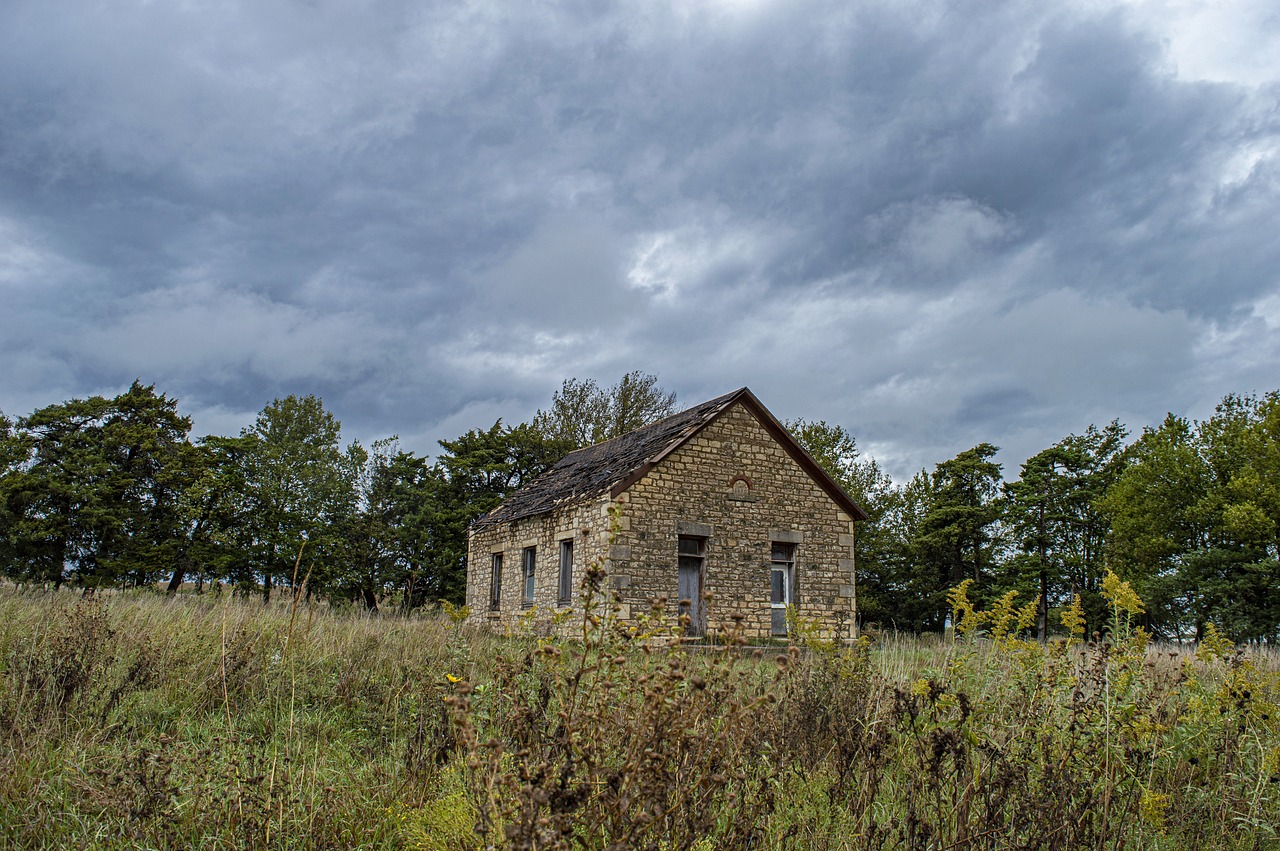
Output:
[607,388,747,499]
[734,389,869,522]
[611,387,869,522]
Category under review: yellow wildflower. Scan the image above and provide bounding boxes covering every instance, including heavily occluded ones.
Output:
[1139,789,1168,830]
[1060,594,1086,642]
[1101,569,1144,616]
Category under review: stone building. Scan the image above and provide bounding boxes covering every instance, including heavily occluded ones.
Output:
[465,388,866,640]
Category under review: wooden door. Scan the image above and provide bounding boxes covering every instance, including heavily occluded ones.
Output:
[677,536,705,637]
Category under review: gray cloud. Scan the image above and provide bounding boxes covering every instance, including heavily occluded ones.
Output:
[1,0,1278,481]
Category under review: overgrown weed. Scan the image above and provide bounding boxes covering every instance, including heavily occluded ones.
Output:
[0,575,1276,849]
[426,567,1279,850]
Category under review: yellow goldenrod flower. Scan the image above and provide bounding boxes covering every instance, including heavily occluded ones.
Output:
[1101,569,1145,616]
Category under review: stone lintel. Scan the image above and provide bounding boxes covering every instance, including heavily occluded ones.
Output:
[768,528,804,544]
[676,520,712,538]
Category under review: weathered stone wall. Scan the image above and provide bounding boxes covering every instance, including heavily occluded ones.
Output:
[466,400,856,639]
[465,496,614,631]
[609,402,856,640]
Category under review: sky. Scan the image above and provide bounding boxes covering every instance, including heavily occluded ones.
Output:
[2,0,1278,482]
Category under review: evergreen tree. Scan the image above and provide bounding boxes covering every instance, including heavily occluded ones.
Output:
[167,434,258,594]
[1004,422,1127,638]
[908,444,1004,628]
[428,421,563,604]
[0,382,197,588]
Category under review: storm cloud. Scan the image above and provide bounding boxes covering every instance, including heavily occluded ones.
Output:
[2,0,1278,479]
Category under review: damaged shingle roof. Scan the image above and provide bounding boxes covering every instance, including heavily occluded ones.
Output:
[471,389,744,531]
[470,387,867,531]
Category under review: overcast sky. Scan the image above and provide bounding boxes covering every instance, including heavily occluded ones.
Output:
[2,0,1278,481]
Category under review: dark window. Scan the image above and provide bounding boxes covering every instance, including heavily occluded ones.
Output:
[677,535,706,637]
[558,540,574,605]
[771,542,796,636]
[521,546,536,606]
[489,553,503,611]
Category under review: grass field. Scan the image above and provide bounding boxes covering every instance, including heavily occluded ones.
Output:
[0,585,1276,849]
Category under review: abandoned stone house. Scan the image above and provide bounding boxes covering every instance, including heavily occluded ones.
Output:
[465,388,866,640]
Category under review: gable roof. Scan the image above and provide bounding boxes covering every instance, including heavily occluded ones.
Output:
[470,387,867,531]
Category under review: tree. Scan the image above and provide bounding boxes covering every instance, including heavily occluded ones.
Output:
[1101,395,1280,641]
[878,469,940,631]
[0,382,198,588]
[0,410,29,575]
[240,395,360,603]
[165,434,258,594]
[909,444,1005,628]
[533,378,609,451]
[1004,422,1128,639]
[426,421,564,604]
[365,448,442,610]
[533,372,677,453]
[608,371,678,438]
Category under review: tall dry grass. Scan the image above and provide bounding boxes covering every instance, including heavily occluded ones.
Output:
[0,586,485,849]
[1,581,1277,850]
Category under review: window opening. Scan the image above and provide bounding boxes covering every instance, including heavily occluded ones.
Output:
[489,553,503,611]
[558,539,574,605]
[771,542,796,636]
[521,546,536,607]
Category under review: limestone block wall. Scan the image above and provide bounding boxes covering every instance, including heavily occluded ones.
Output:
[608,402,856,640]
[466,497,614,631]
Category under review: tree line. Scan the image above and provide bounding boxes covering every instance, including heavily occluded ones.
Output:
[0,373,675,611]
[1,377,1276,640]
[797,392,1280,643]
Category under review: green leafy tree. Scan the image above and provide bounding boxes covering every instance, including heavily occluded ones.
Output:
[332,438,429,611]
[241,395,360,603]
[608,371,678,438]
[1102,413,1220,638]
[533,371,676,453]
[879,469,940,631]
[1102,394,1280,641]
[534,378,609,451]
